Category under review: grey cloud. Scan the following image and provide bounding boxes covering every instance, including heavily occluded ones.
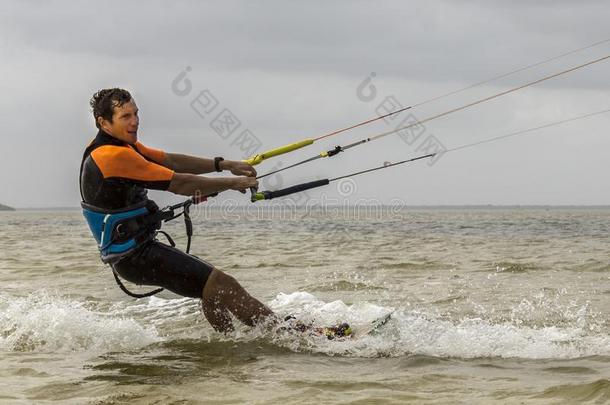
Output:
[0,0,608,207]
[2,0,608,86]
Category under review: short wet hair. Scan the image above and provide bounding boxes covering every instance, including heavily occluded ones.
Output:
[90,88,132,128]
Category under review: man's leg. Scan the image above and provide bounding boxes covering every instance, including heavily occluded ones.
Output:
[202,269,275,331]
[201,296,235,333]
[113,241,275,333]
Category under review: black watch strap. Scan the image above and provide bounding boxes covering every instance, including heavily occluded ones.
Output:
[214,157,224,172]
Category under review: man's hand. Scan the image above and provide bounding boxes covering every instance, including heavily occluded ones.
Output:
[223,160,257,177]
[164,153,258,177]
[168,173,259,197]
[231,176,258,194]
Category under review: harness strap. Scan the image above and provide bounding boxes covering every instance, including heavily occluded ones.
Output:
[107,199,195,299]
[184,203,193,254]
[157,230,176,247]
[110,264,164,298]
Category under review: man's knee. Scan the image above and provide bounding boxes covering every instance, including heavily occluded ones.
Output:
[203,269,240,299]
[207,268,237,287]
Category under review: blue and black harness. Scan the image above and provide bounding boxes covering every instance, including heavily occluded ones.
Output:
[81,198,196,297]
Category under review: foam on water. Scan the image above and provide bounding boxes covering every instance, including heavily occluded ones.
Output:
[267,292,610,359]
[0,291,161,353]
[1,289,607,360]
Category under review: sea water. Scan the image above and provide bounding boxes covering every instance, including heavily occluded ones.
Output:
[0,207,608,404]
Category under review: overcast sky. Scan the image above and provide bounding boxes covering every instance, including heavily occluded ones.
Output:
[0,0,608,208]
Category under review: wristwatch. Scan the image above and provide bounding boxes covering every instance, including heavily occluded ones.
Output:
[214,157,224,172]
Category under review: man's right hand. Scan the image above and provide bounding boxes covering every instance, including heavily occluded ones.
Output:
[231,177,258,194]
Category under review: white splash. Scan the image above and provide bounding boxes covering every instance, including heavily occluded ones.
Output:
[0,291,161,353]
[268,291,610,359]
[2,289,607,360]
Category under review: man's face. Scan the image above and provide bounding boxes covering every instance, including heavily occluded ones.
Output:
[99,99,139,144]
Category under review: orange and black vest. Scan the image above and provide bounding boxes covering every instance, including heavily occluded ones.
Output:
[80,130,174,209]
[79,130,175,263]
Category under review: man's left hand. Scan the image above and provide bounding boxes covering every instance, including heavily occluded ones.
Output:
[224,160,257,177]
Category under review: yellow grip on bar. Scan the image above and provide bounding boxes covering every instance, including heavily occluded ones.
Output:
[242,139,314,166]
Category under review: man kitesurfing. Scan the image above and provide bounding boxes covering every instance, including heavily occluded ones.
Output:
[80,88,351,338]
[80,51,609,338]
[80,88,270,332]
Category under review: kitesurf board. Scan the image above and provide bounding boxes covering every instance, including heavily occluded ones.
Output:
[352,311,394,339]
[283,311,394,340]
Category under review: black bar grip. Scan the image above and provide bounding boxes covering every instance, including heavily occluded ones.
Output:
[263,179,330,200]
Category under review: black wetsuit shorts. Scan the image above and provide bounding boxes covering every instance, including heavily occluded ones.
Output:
[113,240,214,298]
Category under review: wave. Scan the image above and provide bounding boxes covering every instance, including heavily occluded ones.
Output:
[0,291,161,353]
[302,280,385,292]
[359,261,446,271]
[1,290,608,361]
[573,260,610,273]
[262,292,610,359]
[491,261,541,273]
[227,261,302,269]
[536,379,610,403]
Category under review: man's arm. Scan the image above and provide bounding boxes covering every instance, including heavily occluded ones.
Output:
[164,153,257,177]
[168,173,258,197]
